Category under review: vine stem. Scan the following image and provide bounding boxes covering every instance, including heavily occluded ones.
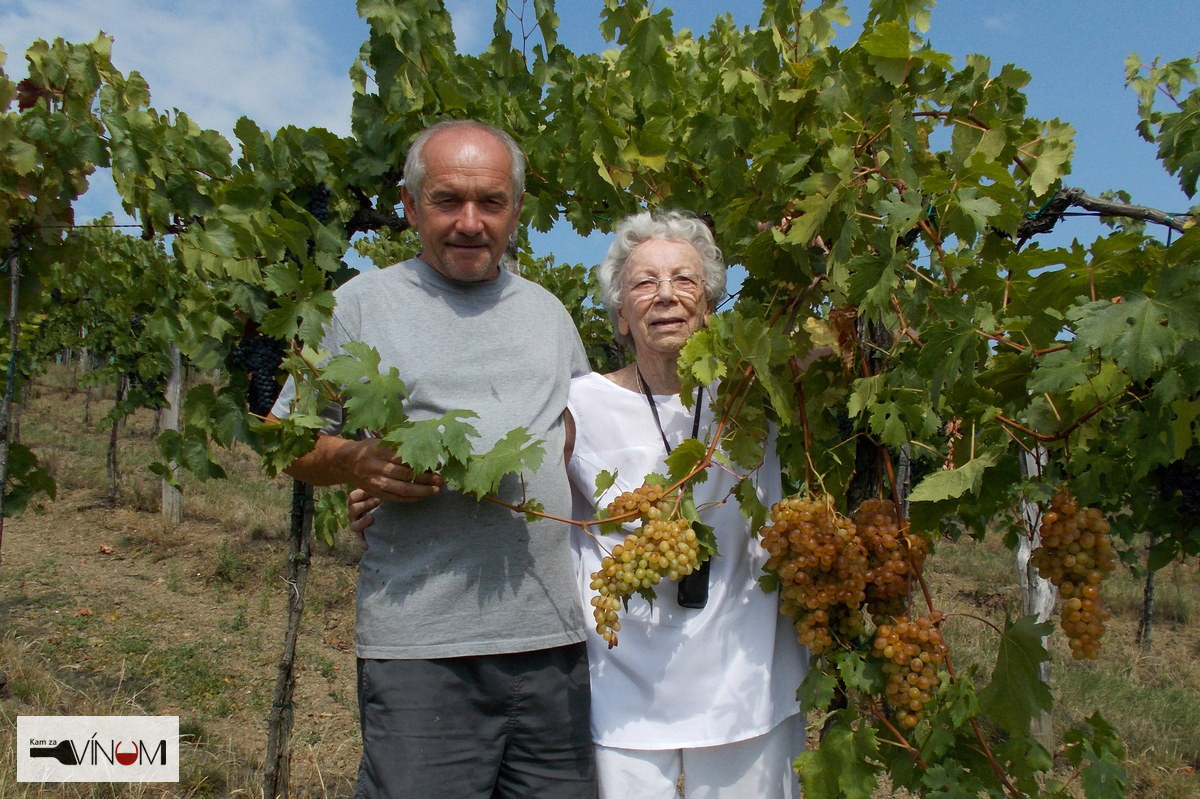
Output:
[865,696,928,768]
[994,400,1105,443]
[0,241,20,562]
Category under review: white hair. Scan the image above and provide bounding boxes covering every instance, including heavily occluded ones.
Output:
[595,210,726,349]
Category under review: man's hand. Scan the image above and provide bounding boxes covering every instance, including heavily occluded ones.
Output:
[348,487,381,550]
[273,419,444,503]
[346,438,444,503]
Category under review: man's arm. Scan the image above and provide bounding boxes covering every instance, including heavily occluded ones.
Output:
[269,414,443,503]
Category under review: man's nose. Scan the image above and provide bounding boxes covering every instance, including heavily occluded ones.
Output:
[456,202,484,234]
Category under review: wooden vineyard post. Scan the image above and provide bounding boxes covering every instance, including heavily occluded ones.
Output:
[1017,447,1056,750]
[160,344,183,526]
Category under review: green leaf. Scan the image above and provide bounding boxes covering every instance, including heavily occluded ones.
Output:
[908,452,998,503]
[320,342,409,435]
[593,469,618,500]
[456,427,546,498]
[796,664,838,713]
[386,411,480,476]
[1070,295,1184,381]
[978,615,1054,736]
[665,438,707,483]
[956,188,1002,233]
[795,710,880,799]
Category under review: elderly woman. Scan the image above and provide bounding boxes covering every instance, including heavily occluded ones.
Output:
[565,210,805,799]
[350,210,806,798]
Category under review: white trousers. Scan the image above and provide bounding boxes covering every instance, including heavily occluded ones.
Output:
[594,714,805,799]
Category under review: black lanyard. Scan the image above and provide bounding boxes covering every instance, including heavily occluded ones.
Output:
[635,364,703,455]
[634,365,710,609]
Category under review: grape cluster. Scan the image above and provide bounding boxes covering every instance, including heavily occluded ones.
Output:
[872,614,946,729]
[855,498,928,621]
[231,336,286,417]
[759,495,868,654]
[589,515,703,647]
[1030,490,1116,660]
[605,482,666,518]
[124,370,167,401]
[306,184,331,225]
[1157,460,1200,516]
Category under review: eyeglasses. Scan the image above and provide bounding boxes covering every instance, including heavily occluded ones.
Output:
[625,273,703,299]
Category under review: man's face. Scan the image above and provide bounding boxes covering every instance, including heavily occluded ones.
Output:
[402,127,523,282]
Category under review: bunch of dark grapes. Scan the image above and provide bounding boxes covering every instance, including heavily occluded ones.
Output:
[854,498,928,621]
[759,494,868,655]
[306,184,331,225]
[871,614,946,729]
[231,336,286,417]
[124,370,167,401]
[1156,459,1200,516]
[1030,489,1116,660]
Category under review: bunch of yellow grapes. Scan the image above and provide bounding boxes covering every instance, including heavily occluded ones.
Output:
[759,494,868,654]
[872,614,947,728]
[853,498,928,622]
[1030,490,1117,660]
[589,485,703,647]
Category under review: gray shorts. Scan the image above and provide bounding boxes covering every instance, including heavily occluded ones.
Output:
[355,644,596,799]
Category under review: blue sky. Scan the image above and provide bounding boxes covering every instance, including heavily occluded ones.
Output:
[2,0,1196,268]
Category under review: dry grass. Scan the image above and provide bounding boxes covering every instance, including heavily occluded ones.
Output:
[1,368,360,798]
[925,528,1200,797]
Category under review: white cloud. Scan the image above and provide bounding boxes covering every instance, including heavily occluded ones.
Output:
[982,15,1013,32]
[445,0,492,55]
[0,0,356,138]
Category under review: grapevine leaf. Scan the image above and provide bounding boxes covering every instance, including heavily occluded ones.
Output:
[593,469,618,500]
[386,411,480,476]
[1029,120,1076,196]
[1029,349,1088,394]
[978,615,1054,736]
[665,437,707,483]
[758,572,781,595]
[832,649,881,695]
[522,500,546,523]
[908,452,998,503]
[313,487,349,549]
[734,475,768,534]
[679,327,725,386]
[1061,713,1129,799]
[796,665,838,712]
[1081,757,1129,799]
[1069,295,1181,381]
[1,442,56,514]
[320,342,409,434]
[956,188,1002,233]
[921,764,980,798]
[941,665,981,728]
[692,521,718,559]
[795,710,880,799]
[457,428,546,499]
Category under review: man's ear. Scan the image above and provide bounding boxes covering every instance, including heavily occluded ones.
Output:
[401,186,418,228]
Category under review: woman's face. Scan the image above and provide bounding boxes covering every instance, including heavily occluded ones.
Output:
[616,238,711,360]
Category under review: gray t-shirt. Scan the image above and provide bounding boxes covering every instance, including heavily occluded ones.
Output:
[273,258,591,659]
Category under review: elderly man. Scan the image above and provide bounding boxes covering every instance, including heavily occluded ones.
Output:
[271,120,596,798]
